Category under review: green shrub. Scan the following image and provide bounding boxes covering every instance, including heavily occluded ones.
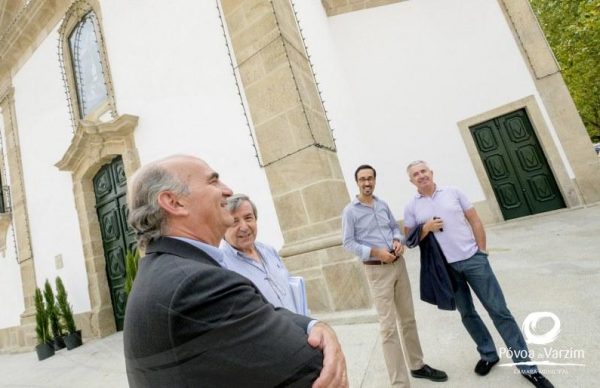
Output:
[55,276,77,334]
[44,279,64,338]
[34,288,52,345]
[124,249,140,295]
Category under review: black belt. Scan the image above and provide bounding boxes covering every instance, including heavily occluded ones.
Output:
[363,258,398,265]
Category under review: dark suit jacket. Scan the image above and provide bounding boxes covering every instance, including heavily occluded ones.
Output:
[406,225,456,311]
[123,237,323,388]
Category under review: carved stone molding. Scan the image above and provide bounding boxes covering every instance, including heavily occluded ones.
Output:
[56,113,140,338]
[0,212,11,252]
[321,0,404,17]
[56,114,138,173]
[0,0,71,83]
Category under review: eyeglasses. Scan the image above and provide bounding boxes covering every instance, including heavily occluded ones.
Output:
[358,177,375,183]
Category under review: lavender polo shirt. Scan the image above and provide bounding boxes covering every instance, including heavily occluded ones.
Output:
[342,196,403,261]
[403,186,478,263]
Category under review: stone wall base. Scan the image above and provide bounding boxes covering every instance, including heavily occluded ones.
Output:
[282,242,372,313]
[0,311,95,353]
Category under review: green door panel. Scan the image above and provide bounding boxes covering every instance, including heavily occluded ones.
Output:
[93,156,135,331]
[470,109,565,220]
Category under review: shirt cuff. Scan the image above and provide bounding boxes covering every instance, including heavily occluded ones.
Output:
[307,319,318,334]
[359,246,371,261]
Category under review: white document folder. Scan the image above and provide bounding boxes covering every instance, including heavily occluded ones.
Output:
[288,276,309,316]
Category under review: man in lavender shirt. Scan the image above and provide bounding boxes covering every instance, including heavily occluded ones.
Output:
[403,160,553,388]
[342,164,447,387]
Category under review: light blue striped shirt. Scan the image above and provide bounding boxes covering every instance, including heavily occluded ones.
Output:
[220,240,298,313]
[341,196,403,261]
[170,237,315,331]
[170,237,227,267]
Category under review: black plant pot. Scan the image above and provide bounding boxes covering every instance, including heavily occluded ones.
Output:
[53,335,66,351]
[64,330,82,350]
[36,342,55,361]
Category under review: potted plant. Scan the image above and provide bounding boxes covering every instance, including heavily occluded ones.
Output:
[34,287,54,361]
[44,279,66,350]
[124,248,140,295]
[55,276,82,350]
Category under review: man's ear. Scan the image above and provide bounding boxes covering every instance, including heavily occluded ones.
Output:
[157,191,188,216]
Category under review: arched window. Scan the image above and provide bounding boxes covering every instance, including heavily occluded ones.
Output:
[59,2,116,128]
[68,12,108,118]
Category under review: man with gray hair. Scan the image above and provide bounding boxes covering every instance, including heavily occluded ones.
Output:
[123,154,347,388]
[220,194,302,313]
[403,160,553,388]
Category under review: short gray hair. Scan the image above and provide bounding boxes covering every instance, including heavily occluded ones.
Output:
[226,193,257,219]
[406,160,430,175]
[127,160,190,249]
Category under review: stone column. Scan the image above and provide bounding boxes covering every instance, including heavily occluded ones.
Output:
[220,0,370,311]
[499,0,600,203]
[0,87,37,348]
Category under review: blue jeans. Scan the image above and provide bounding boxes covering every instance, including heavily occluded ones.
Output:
[449,251,536,374]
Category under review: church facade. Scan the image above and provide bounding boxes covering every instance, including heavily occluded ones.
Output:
[1,0,598,351]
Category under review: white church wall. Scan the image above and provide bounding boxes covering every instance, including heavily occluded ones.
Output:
[100,0,284,248]
[0,225,22,329]
[0,119,24,328]
[11,24,91,317]
[295,0,573,219]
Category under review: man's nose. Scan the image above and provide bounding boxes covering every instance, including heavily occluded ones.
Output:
[221,182,233,196]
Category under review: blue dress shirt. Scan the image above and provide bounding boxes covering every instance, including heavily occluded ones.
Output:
[169,237,315,331]
[220,240,299,313]
[341,196,403,261]
[171,237,227,267]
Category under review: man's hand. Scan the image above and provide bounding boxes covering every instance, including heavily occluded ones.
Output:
[392,240,405,257]
[371,247,396,263]
[308,322,348,388]
[424,217,444,234]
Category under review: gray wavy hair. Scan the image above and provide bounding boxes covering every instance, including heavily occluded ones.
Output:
[405,160,430,175]
[226,193,257,219]
[127,159,189,249]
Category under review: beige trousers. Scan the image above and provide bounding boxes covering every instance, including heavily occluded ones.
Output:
[364,256,424,388]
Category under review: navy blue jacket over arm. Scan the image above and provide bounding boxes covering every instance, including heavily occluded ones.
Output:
[406,225,456,311]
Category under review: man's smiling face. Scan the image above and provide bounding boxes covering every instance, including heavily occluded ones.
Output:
[356,168,376,197]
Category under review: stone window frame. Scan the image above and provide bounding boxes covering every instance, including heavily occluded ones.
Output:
[457,95,580,224]
[58,0,117,128]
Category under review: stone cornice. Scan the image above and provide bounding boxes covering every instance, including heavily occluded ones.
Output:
[321,0,403,17]
[0,0,71,84]
[0,212,12,252]
[279,231,341,257]
[0,85,13,107]
[56,114,139,172]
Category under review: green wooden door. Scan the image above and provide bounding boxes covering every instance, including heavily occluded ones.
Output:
[93,156,136,331]
[470,109,565,220]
